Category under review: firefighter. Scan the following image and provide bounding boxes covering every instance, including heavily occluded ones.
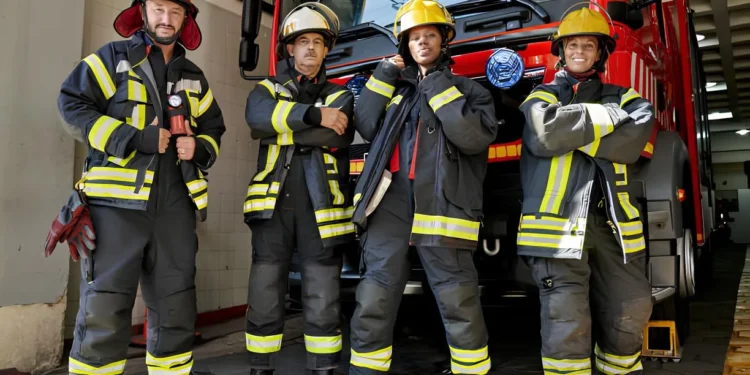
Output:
[347,0,497,373]
[518,6,656,374]
[243,3,355,374]
[46,0,225,373]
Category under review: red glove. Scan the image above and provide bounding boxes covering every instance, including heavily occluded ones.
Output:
[44,190,96,261]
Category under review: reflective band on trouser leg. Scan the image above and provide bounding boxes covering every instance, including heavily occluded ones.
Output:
[69,358,126,375]
[539,152,573,214]
[350,346,393,372]
[541,357,592,375]
[411,214,480,241]
[594,344,643,374]
[305,334,343,354]
[246,333,283,354]
[365,76,395,98]
[146,351,194,375]
[449,346,491,374]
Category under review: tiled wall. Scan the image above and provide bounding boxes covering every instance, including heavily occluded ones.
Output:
[65,0,268,339]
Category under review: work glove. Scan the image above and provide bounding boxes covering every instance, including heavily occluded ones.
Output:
[44,189,96,261]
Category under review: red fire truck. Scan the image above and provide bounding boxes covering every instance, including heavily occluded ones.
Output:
[240,0,715,350]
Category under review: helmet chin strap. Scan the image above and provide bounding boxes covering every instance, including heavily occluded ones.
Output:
[140,3,182,45]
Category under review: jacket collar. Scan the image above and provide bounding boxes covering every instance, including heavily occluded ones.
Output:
[127,31,186,70]
[275,58,327,91]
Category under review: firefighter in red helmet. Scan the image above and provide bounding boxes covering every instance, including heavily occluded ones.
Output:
[48,0,225,373]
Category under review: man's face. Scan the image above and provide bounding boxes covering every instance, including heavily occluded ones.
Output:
[407,25,442,67]
[563,35,601,73]
[144,0,186,42]
[287,32,328,72]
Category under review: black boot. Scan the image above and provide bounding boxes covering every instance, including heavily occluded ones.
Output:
[310,370,335,375]
[250,369,274,375]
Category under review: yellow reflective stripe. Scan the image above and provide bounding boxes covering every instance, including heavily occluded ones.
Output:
[353,193,362,206]
[328,180,345,205]
[324,90,347,106]
[254,145,281,181]
[83,54,115,99]
[244,197,277,213]
[186,179,207,197]
[247,183,270,197]
[428,86,463,112]
[350,347,392,372]
[88,116,123,152]
[578,104,615,156]
[69,357,126,375]
[246,333,283,354]
[617,192,639,219]
[304,334,343,354]
[276,132,294,145]
[539,152,573,214]
[108,149,138,167]
[452,357,491,374]
[614,163,628,186]
[387,95,403,109]
[319,221,356,239]
[146,351,192,368]
[618,220,643,236]
[542,357,591,372]
[126,104,147,129]
[271,101,295,133]
[365,76,395,98]
[412,214,480,241]
[127,79,147,102]
[315,207,354,223]
[193,192,208,210]
[84,167,154,183]
[197,134,220,157]
[517,232,584,250]
[186,90,200,118]
[523,90,558,105]
[198,88,214,117]
[619,88,641,108]
[324,153,339,174]
[543,370,591,375]
[623,236,646,253]
[449,345,489,362]
[595,358,643,374]
[519,215,585,232]
[259,79,275,96]
[594,344,641,368]
[81,184,151,201]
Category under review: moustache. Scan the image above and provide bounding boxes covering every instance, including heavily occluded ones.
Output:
[305,52,317,58]
[157,25,175,31]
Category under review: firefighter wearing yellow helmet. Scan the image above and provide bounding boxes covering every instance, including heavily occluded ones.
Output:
[348,0,497,374]
[518,4,656,374]
[244,2,355,375]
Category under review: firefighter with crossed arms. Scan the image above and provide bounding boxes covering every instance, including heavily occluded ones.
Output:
[45,0,225,374]
[347,0,498,373]
[242,3,355,374]
[518,6,656,374]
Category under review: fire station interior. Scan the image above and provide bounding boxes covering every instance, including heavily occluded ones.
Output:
[3,0,750,374]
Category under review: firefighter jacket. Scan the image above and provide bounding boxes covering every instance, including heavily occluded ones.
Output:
[244,58,356,248]
[351,59,498,250]
[58,32,225,221]
[517,70,655,263]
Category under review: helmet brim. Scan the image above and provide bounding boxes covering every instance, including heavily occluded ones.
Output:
[115,1,202,50]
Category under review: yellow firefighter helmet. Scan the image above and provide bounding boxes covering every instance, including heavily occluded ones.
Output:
[551,6,616,56]
[276,2,340,58]
[393,0,456,43]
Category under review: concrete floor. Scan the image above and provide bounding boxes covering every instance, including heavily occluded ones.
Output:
[43,243,746,375]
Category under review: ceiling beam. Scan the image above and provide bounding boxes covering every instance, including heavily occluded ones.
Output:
[710,0,741,120]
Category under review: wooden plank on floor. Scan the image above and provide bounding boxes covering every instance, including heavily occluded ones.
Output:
[724,246,750,374]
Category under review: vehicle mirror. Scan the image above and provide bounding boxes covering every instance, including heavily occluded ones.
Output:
[240,0,262,77]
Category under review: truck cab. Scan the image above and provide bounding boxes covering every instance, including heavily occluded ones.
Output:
[240,0,715,343]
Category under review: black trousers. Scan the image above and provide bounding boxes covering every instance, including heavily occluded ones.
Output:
[246,157,343,370]
[524,210,653,375]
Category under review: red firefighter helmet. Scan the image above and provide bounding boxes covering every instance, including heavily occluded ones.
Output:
[114,0,202,50]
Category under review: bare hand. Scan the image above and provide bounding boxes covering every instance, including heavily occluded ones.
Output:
[320,107,348,135]
[388,54,405,70]
[158,128,170,154]
[176,136,196,160]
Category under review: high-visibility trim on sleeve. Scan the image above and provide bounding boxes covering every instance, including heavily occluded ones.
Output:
[88,116,123,152]
[428,86,463,112]
[197,134,220,157]
[198,88,214,117]
[83,54,116,100]
[365,76,395,98]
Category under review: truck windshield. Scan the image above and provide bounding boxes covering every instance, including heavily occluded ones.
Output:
[279,0,554,31]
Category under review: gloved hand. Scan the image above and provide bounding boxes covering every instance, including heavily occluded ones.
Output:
[44,190,96,261]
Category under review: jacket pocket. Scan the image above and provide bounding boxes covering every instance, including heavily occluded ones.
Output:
[442,134,486,219]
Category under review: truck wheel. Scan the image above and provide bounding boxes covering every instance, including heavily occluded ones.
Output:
[678,228,697,298]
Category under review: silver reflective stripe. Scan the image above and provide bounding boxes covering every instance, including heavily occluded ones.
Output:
[69,358,126,374]
[146,351,192,367]
[542,357,591,371]
[88,117,121,151]
[86,168,139,182]
[116,60,133,74]
[412,214,479,240]
[315,207,354,223]
[304,335,343,354]
[350,347,392,372]
[450,346,488,361]
[246,333,283,353]
[540,152,573,213]
[595,360,642,374]
[187,180,208,194]
[173,79,202,93]
[319,222,356,238]
[247,184,269,196]
[194,193,208,210]
[365,76,395,97]
[451,358,491,374]
[272,101,295,133]
[517,233,584,250]
[594,345,640,368]
[82,185,151,200]
[428,86,463,111]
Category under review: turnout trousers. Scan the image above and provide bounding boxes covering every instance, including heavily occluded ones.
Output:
[245,154,343,370]
[349,171,490,375]
[524,207,653,375]
[68,194,198,374]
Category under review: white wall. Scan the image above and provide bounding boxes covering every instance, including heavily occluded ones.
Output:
[0,0,85,372]
[65,0,269,339]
